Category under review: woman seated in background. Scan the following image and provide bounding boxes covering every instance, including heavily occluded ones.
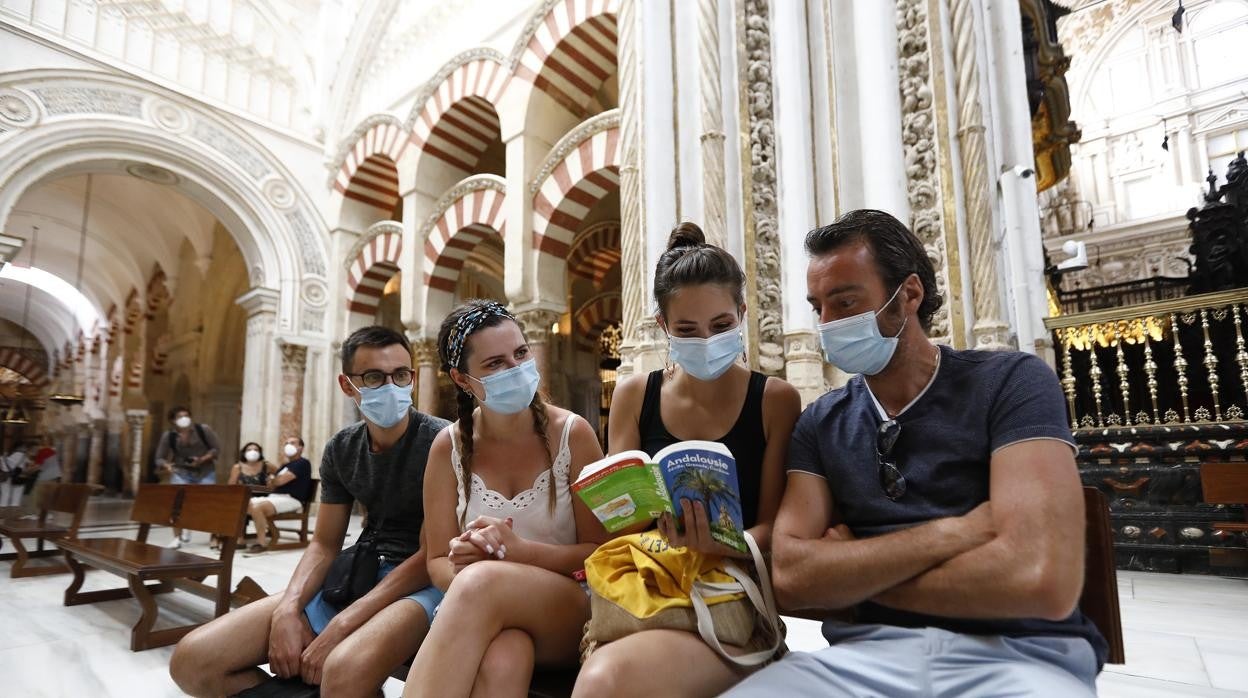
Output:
[245,436,315,553]
[227,442,277,553]
[572,222,801,698]
[403,299,609,698]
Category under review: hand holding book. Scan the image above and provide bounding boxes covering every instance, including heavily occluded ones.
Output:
[657,500,753,559]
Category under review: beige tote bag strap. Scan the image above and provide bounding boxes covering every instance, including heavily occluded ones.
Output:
[689,532,782,667]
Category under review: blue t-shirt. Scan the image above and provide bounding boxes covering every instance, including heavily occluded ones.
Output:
[789,344,1108,668]
[274,458,313,503]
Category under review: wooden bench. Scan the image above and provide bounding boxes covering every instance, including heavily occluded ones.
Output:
[56,483,250,651]
[265,479,319,551]
[1081,486,1125,664]
[0,482,93,578]
[1201,462,1248,569]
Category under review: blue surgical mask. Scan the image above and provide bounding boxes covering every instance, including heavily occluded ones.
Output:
[668,326,743,382]
[818,285,906,375]
[349,380,412,428]
[468,360,540,415]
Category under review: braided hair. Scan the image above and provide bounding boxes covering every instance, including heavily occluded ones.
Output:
[436,300,556,528]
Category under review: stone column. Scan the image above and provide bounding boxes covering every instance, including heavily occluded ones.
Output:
[236,288,282,458]
[784,329,826,407]
[411,339,440,417]
[950,0,1011,351]
[279,342,308,442]
[616,0,648,380]
[85,418,106,486]
[515,308,561,400]
[124,409,148,495]
[698,0,726,247]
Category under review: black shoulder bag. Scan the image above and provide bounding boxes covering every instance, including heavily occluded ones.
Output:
[320,421,417,608]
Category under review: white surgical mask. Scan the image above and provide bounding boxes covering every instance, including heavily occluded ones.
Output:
[244,449,261,462]
[175,416,192,429]
[667,326,743,382]
[817,285,906,376]
[467,360,541,415]
[283,444,300,458]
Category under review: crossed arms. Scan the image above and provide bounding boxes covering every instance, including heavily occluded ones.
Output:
[771,438,1086,622]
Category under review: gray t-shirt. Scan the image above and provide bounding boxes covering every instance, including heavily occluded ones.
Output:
[319,409,449,561]
[789,344,1108,668]
[154,424,222,478]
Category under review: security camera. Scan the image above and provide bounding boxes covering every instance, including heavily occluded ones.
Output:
[1055,240,1088,273]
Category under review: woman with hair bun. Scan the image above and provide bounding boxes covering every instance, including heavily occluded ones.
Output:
[572,223,801,697]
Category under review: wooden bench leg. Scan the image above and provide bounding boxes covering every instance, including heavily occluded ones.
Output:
[126,576,189,651]
[64,555,174,607]
[6,536,69,578]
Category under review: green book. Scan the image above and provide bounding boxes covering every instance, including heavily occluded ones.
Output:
[572,440,745,553]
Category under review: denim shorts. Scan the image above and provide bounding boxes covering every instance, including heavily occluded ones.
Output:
[171,469,216,485]
[303,561,444,635]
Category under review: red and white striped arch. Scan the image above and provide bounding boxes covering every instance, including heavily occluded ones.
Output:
[573,292,621,351]
[0,347,49,387]
[410,55,507,177]
[532,124,620,261]
[334,117,408,216]
[346,227,403,323]
[567,220,621,285]
[512,0,619,118]
[424,184,508,294]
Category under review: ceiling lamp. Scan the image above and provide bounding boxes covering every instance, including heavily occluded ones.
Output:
[48,392,85,407]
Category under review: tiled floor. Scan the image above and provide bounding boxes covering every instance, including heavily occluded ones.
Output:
[1,500,1246,697]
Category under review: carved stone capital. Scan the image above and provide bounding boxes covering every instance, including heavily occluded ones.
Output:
[411,339,440,368]
[515,309,562,345]
[280,342,308,374]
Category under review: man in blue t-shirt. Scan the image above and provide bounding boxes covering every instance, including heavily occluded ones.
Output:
[725,210,1106,697]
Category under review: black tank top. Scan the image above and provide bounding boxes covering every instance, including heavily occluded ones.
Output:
[237,465,269,488]
[637,370,768,529]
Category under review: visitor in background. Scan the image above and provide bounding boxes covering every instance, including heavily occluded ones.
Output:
[228,442,278,553]
[154,406,221,549]
[244,436,314,554]
[0,441,33,509]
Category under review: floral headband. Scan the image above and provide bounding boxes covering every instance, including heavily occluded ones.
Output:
[445,301,513,370]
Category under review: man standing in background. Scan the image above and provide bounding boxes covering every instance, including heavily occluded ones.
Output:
[154,406,221,548]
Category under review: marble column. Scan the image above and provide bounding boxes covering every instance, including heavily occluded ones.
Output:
[236,288,282,459]
[616,0,648,380]
[85,418,106,486]
[124,409,147,495]
[279,342,308,442]
[698,0,726,247]
[985,0,1049,356]
[411,339,440,417]
[950,0,1011,351]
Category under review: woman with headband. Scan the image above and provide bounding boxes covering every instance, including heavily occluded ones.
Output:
[403,299,608,697]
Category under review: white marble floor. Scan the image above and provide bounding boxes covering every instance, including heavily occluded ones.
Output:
[2,500,1246,697]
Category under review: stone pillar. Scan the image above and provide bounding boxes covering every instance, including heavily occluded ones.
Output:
[85,418,106,486]
[985,0,1049,356]
[279,342,308,442]
[515,308,561,400]
[412,339,440,416]
[950,0,1011,351]
[698,0,726,247]
[616,0,648,380]
[237,288,282,459]
[784,329,826,407]
[124,409,147,495]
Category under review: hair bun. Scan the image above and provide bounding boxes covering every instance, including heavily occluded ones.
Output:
[667,222,706,251]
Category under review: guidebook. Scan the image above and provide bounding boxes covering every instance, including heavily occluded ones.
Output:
[572,440,746,553]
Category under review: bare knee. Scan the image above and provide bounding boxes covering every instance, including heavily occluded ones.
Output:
[573,646,639,698]
[479,630,535,685]
[321,643,390,698]
[169,626,219,696]
[440,562,515,621]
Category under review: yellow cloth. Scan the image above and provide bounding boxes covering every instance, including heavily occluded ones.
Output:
[584,531,745,618]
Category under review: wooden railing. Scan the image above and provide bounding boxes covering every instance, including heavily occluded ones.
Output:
[1045,288,1248,430]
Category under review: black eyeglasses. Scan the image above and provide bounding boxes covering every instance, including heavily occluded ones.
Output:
[348,368,415,389]
[877,419,906,501]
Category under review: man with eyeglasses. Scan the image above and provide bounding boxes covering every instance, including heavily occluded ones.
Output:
[724,210,1106,697]
[171,326,449,697]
